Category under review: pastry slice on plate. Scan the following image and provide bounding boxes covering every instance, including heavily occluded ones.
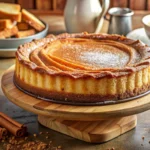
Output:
[16,29,36,38]
[22,9,45,32]
[0,26,18,39]
[0,3,21,22]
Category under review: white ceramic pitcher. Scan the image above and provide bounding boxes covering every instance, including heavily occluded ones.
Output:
[64,0,110,33]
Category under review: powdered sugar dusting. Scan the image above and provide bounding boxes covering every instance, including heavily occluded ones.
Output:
[80,51,129,68]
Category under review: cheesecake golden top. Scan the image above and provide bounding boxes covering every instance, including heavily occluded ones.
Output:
[16,33,150,78]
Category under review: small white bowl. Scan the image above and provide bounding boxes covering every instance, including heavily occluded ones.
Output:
[142,14,150,38]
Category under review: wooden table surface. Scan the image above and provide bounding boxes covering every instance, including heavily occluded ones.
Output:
[0,11,150,150]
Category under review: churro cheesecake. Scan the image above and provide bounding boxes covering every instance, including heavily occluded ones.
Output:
[14,33,150,103]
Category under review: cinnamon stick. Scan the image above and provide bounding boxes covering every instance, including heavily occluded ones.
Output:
[0,112,27,137]
[0,127,7,139]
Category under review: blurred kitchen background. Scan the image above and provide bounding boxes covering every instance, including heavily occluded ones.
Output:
[1,0,150,44]
[2,0,150,14]
[1,0,149,33]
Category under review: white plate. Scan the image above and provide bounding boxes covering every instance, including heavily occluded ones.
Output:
[126,28,150,46]
[0,48,16,57]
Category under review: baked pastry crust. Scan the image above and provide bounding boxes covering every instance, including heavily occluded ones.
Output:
[22,9,45,32]
[0,26,18,39]
[0,19,14,30]
[14,33,150,103]
[16,29,36,38]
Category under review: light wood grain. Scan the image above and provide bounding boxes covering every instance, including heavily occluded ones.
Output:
[111,0,128,7]
[0,0,15,3]
[129,0,146,10]
[53,0,66,10]
[147,0,150,10]
[38,115,137,143]
[18,0,34,9]
[36,0,52,10]
[2,65,150,121]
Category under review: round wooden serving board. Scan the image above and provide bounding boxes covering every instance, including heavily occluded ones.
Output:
[2,66,150,121]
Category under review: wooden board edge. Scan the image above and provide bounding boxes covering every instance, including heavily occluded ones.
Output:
[38,115,137,143]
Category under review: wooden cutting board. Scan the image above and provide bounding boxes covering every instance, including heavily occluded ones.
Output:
[38,115,137,143]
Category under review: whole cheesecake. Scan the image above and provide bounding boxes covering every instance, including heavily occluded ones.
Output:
[14,33,150,103]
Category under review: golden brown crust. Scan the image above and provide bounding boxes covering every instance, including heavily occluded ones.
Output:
[22,9,45,32]
[14,33,150,103]
[0,26,18,39]
[15,29,36,38]
[0,12,21,22]
[16,33,150,78]
[0,3,21,22]
[14,73,150,103]
[17,22,29,31]
[0,19,14,30]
